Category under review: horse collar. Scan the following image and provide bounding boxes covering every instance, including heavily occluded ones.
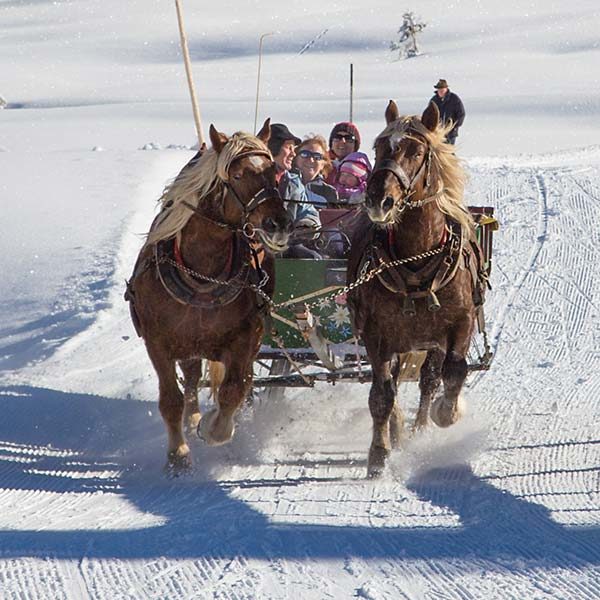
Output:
[174,234,234,277]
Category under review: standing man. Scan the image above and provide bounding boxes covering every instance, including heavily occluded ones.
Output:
[429,79,465,145]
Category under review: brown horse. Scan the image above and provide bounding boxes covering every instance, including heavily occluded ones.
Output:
[347,101,486,478]
[126,120,291,471]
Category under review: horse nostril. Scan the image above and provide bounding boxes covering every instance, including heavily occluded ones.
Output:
[382,196,394,212]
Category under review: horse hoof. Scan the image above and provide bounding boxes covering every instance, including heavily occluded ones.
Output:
[367,465,385,479]
[411,411,430,435]
[165,450,192,476]
[410,420,428,437]
[197,409,235,446]
[367,445,389,479]
[430,395,466,428]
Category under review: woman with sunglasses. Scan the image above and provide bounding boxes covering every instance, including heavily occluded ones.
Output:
[295,136,352,257]
[293,136,338,207]
[325,121,362,185]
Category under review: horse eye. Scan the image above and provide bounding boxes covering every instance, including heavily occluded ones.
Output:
[232,173,242,180]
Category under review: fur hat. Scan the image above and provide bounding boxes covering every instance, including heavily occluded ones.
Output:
[268,123,301,157]
[329,122,361,153]
[339,152,372,181]
[434,78,449,89]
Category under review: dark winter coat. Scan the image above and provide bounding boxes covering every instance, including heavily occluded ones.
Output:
[305,176,338,206]
[430,90,465,141]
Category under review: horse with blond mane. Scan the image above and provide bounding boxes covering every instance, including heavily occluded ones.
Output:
[347,101,487,478]
[126,120,291,472]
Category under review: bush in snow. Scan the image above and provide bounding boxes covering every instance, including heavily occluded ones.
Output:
[390,12,426,59]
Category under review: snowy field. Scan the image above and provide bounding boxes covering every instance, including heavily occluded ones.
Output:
[1,1,599,598]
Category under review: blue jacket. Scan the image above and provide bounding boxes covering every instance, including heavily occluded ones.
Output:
[278,169,320,228]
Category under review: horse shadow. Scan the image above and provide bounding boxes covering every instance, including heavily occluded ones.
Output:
[0,384,598,570]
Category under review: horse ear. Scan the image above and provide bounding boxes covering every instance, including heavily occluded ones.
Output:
[256,118,271,144]
[385,100,399,124]
[421,101,440,132]
[209,124,228,153]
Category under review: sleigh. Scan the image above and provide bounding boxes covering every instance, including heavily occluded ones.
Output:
[252,206,498,394]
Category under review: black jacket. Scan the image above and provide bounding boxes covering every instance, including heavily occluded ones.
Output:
[430,91,465,140]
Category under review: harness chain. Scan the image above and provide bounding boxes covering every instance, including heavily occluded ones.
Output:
[161,241,492,368]
[159,243,446,312]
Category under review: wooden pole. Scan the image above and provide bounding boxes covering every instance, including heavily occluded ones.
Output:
[349,63,354,122]
[174,0,205,147]
[254,32,274,134]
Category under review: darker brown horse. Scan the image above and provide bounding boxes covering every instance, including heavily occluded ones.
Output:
[126,120,291,471]
[347,101,486,478]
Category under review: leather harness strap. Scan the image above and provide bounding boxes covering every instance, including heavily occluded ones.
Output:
[358,219,469,315]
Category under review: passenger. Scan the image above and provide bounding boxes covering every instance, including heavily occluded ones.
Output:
[333,151,372,203]
[293,135,338,206]
[294,135,348,257]
[325,121,362,185]
[268,123,321,259]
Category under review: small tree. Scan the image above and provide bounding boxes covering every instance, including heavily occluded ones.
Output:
[390,12,426,59]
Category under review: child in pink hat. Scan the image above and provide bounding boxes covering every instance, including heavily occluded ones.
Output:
[333,151,372,203]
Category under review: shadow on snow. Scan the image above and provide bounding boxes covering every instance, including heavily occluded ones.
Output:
[0,384,598,568]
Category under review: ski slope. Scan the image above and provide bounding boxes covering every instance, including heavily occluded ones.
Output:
[1,0,599,597]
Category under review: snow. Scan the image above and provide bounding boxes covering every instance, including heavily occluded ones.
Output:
[1,1,599,598]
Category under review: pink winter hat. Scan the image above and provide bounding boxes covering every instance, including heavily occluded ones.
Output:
[339,152,372,180]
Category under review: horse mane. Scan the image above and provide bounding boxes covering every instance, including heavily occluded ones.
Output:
[374,116,474,234]
[145,132,271,246]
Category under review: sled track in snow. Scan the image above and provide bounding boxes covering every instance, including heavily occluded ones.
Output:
[488,170,549,355]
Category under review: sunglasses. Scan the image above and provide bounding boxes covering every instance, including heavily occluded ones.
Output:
[297,149,324,161]
[333,133,356,142]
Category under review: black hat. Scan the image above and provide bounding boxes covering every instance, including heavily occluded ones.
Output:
[434,78,449,89]
[268,123,301,156]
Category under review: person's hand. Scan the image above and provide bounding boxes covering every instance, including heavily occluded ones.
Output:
[295,220,320,239]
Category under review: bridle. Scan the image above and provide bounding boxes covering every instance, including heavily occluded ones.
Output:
[369,134,442,212]
[183,149,281,239]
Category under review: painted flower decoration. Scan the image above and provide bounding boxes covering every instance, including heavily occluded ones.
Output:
[331,305,351,328]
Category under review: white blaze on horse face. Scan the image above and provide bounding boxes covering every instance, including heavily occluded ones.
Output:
[389,131,405,153]
[248,155,265,170]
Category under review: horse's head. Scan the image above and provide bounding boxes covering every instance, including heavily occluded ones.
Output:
[365,100,440,225]
[210,119,292,253]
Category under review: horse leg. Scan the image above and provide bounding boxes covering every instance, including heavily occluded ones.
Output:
[413,349,445,432]
[389,355,405,449]
[198,339,255,446]
[367,355,397,478]
[430,352,468,428]
[179,358,203,434]
[147,345,190,471]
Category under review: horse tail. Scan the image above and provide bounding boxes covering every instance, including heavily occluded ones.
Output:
[207,361,226,398]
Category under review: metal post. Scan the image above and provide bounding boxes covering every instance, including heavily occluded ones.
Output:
[349,63,354,122]
[254,32,275,133]
[174,0,205,147]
